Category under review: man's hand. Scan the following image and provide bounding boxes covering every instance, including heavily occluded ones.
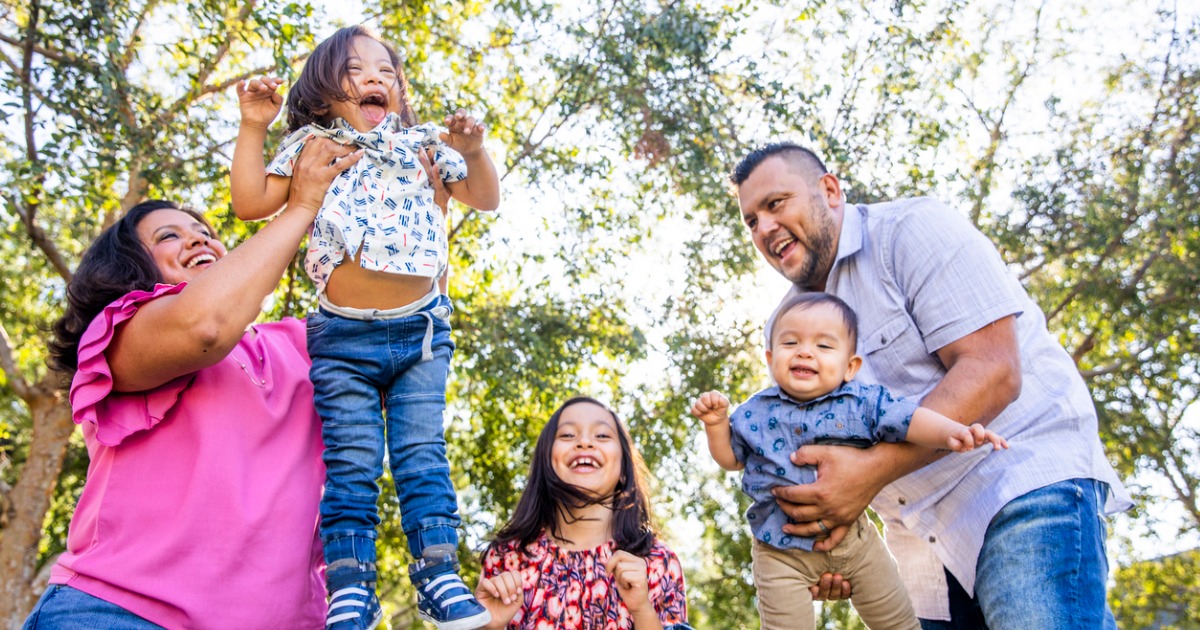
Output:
[810,573,853,601]
[690,391,731,427]
[236,77,284,130]
[475,571,524,630]
[772,444,898,551]
[440,109,487,156]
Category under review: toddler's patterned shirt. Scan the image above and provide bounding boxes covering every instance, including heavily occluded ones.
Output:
[731,382,917,551]
[267,113,467,294]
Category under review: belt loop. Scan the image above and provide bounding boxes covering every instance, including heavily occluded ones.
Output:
[418,311,434,361]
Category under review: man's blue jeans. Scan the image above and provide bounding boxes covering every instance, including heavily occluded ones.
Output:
[308,294,460,559]
[23,585,164,629]
[919,478,1118,629]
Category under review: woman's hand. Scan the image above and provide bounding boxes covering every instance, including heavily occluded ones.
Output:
[287,138,362,218]
[475,571,524,630]
[418,147,450,214]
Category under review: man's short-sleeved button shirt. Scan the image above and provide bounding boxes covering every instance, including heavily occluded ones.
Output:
[267,114,467,295]
[731,382,917,550]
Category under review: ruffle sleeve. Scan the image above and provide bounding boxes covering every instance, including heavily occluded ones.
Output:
[69,283,196,446]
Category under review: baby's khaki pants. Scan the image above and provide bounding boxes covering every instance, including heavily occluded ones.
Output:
[751,513,920,629]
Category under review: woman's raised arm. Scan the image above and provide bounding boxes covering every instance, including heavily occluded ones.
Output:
[107,140,361,392]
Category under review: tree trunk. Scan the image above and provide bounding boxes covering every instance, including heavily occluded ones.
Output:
[0,390,74,629]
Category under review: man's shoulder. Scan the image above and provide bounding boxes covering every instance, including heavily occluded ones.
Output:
[858,196,956,224]
[855,196,979,251]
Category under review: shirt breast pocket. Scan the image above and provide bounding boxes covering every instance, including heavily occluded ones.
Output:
[858,313,944,396]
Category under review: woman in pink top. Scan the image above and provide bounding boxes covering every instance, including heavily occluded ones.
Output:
[23,140,362,630]
[474,397,693,630]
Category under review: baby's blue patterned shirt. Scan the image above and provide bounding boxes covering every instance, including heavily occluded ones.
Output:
[731,381,918,550]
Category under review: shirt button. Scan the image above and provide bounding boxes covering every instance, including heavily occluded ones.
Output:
[928,536,936,543]
[898,497,907,505]
[794,428,803,435]
[836,422,844,429]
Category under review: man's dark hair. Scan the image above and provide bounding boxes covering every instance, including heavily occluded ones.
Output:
[768,291,859,351]
[731,142,828,186]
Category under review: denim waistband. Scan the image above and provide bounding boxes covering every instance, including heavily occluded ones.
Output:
[318,285,440,321]
[318,287,448,361]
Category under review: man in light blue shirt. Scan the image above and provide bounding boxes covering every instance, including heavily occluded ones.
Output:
[732,142,1131,628]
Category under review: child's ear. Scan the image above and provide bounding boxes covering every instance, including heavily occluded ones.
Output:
[765,348,773,366]
[844,355,863,382]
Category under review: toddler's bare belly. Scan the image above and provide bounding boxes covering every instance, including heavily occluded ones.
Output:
[323,256,436,309]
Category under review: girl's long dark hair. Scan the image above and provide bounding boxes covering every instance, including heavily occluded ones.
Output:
[48,200,209,375]
[488,397,656,557]
[286,25,417,132]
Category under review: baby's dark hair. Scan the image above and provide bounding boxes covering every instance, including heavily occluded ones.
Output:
[769,292,858,351]
[286,25,417,132]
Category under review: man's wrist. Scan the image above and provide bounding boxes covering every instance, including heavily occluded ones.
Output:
[868,441,933,486]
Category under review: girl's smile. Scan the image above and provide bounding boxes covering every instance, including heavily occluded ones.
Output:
[551,401,623,498]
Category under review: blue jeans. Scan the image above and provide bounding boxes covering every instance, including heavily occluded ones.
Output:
[919,478,1117,630]
[309,294,460,558]
[23,585,164,629]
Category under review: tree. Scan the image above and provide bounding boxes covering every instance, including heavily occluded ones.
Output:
[2,0,1197,628]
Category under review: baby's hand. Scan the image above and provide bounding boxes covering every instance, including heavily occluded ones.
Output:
[690,391,731,427]
[237,77,284,129]
[946,423,1010,452]
[440,109,486,156]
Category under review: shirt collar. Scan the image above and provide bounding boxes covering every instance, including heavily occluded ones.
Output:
[758,382,857,406]
[830,202,864,274]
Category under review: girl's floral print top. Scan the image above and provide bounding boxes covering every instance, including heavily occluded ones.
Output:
[482,531,688,629]
[267,113,467,294]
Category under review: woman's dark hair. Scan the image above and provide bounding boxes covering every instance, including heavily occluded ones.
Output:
[286,25,417,132]
[488,397,656,556]
[48,200,211,375]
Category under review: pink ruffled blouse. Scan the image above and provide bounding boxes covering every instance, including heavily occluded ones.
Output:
[48,284,326,629]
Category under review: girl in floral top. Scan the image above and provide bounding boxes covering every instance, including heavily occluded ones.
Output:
[475,397,691,630]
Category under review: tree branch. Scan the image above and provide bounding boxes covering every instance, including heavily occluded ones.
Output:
[159,1,258,124]
[0,31,95,71]
[115,0,164,72]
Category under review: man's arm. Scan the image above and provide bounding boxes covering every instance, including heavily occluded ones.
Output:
[774,315,1021,549]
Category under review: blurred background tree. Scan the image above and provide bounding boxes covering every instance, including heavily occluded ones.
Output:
[1,0,1195,627]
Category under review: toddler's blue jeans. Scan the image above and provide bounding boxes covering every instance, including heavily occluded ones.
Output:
[309,292,460,559]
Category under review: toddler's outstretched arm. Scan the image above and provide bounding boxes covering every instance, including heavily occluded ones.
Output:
[231,77,293,221]
[906,407,1009,453]
[440,110,500,211]
[690,391,744,471]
